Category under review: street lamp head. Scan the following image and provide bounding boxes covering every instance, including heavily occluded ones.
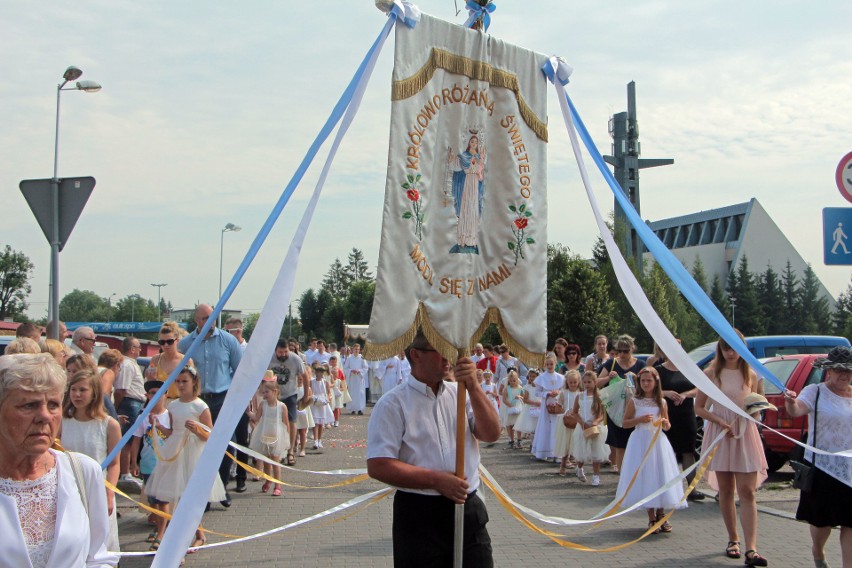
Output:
[223,222,241,233]
[63,66,83,82]
[76,80,102,93]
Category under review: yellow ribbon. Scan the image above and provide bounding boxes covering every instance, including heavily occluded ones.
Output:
[224,451,371,489]
[482,443,720,552]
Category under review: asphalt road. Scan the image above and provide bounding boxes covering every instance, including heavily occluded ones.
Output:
[116,406,842,567]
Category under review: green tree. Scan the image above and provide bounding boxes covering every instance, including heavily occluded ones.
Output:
[113,295,159,322]
[59,289,111,322]
[730,256,764,335]
[299,289,320,338]
[691,258,715,344]
[243,312,260,340]
[798,265,831,334]
[709,275,730,330]
[0,245,34,320]
[321,258,351,296]
[781,260,801,333]
[757,265,784,334]
[343,279,375,325]
[344,248,373,283]
[320,297,346,342]
[833,280,852,338]
[547,243,618,351]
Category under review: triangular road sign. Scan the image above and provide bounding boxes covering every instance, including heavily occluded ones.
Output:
[19,176,95,251]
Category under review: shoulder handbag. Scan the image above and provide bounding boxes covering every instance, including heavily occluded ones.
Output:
[66,451,90,517]
[790,385,820,492]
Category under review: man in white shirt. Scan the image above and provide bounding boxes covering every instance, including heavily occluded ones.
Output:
[313,340,331,366]
[223,317,248,352]
[366,331,500,567]
[470,343,485,364]
[304,338,319,366]
[343,343,369,414]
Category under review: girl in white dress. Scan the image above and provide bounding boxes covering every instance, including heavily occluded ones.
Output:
[248,379,290,497]
[295,374,314,457]
[61,369,122,553]
[555,370,582,475]
[502,371,524,448]
[617,366,685,533]
[514,369,541,449]
[145,366,226,549]
[482,370,500,414]
[570,371,609,486]
[310,365,334,449]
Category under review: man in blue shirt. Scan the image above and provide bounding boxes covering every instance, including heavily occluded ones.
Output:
[178,304,246,505]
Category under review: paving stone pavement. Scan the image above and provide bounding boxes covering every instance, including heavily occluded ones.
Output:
[117,407,843,567]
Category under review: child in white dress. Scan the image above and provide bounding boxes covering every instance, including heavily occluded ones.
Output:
[570,371,609,486]
[514,369,541,449]
[482,370,500,414]
[145,366,226,550]
[502,371,524,448]
[617,366,685,533]
[248,378,290,497]
[295,374,314,457]
[555,370,582,475]
[310,364,334,449]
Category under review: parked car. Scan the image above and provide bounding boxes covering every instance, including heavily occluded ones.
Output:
[0,335,14,355]
[757,353,828,472]
[687,335,850,370]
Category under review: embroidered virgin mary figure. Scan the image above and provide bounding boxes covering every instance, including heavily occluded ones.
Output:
[448,129,486,254]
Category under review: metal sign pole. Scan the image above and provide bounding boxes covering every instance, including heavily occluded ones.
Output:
[454,347,467,568]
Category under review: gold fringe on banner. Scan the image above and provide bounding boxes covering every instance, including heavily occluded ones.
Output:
[391,48,548,142]
[364,302,545,368]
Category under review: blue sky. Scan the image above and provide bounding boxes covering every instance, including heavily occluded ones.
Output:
[2,1,851,320]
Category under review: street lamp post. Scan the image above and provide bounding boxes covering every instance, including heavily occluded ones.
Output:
[218,223,241,327]
[108,292,116,321]
[47,66,101,339]
[151,283,168,321]
[730,296,737,328]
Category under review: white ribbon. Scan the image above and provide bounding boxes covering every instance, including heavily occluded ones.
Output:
[480,430,725,527]
[376,0,421,28]
[119,487,393,556]
[550,75,852,461]
[151,17,394,567]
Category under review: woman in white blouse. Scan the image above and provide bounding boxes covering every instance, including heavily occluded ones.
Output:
[783,347,852,568]
[0,353,117,568]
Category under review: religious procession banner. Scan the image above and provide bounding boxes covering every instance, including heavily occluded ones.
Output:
[366,13,548,366]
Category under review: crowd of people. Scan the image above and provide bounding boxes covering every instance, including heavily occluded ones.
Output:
[1,316,850,567]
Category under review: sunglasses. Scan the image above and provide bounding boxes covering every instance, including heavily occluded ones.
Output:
[158,338,177,346]
[616,349,630,354]
[81,337,96,343]
[566,351,578,355]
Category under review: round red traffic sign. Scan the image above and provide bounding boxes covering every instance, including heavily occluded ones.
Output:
[836,151,852,203]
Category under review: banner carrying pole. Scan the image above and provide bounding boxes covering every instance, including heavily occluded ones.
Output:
[454,347,466,568]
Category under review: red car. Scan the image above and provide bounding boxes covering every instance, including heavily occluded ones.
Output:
[759,354,827,472]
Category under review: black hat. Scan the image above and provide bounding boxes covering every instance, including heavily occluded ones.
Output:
[144,380,165,392]
[814,346,852,371]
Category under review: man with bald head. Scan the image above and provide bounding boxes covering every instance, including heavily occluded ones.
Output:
[178,304,245,504]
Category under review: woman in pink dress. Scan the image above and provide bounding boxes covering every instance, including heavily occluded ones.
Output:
[696,332,769,567]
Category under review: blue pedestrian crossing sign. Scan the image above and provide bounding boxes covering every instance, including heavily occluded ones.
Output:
[823,208,852,265]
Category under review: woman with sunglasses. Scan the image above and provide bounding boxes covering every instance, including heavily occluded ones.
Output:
[563,344,585,374]
[597,335,643,473]
[146,322,194,400]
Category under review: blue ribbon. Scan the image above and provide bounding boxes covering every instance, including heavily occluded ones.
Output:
[388,0,421,29]
[101,14,401,469]
[541,56,572,86]
[560,90,784,392]
[465,0,495,31]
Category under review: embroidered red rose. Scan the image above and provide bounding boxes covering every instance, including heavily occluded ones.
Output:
[514,218,528,230]
[406,189,420,202]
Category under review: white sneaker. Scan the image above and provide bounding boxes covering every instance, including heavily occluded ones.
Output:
[313,442,319,450]
[576,468,586,482]
[591,475,600,487]
[120,473,144,489]
[317,440,323,449]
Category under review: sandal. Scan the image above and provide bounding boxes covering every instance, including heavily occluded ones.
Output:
[744,550,768,567]
[149,539,161,551]
[273,486,282,496]
[286,452,296,466]
[147,529,159,543]
[647,520,660,535]
[187,536,206,554]
[262,481,271,493]
[726,541,742,559]
[658,519,672,533]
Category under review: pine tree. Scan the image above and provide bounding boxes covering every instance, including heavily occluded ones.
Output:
[781,260,801,333]
[733,256,764,335]
[298,289,320,338]
[833,280,852,338]
[798,264,831,334]
[321,258,351,297]
[758,265,784,334]
[344,248,373,283]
